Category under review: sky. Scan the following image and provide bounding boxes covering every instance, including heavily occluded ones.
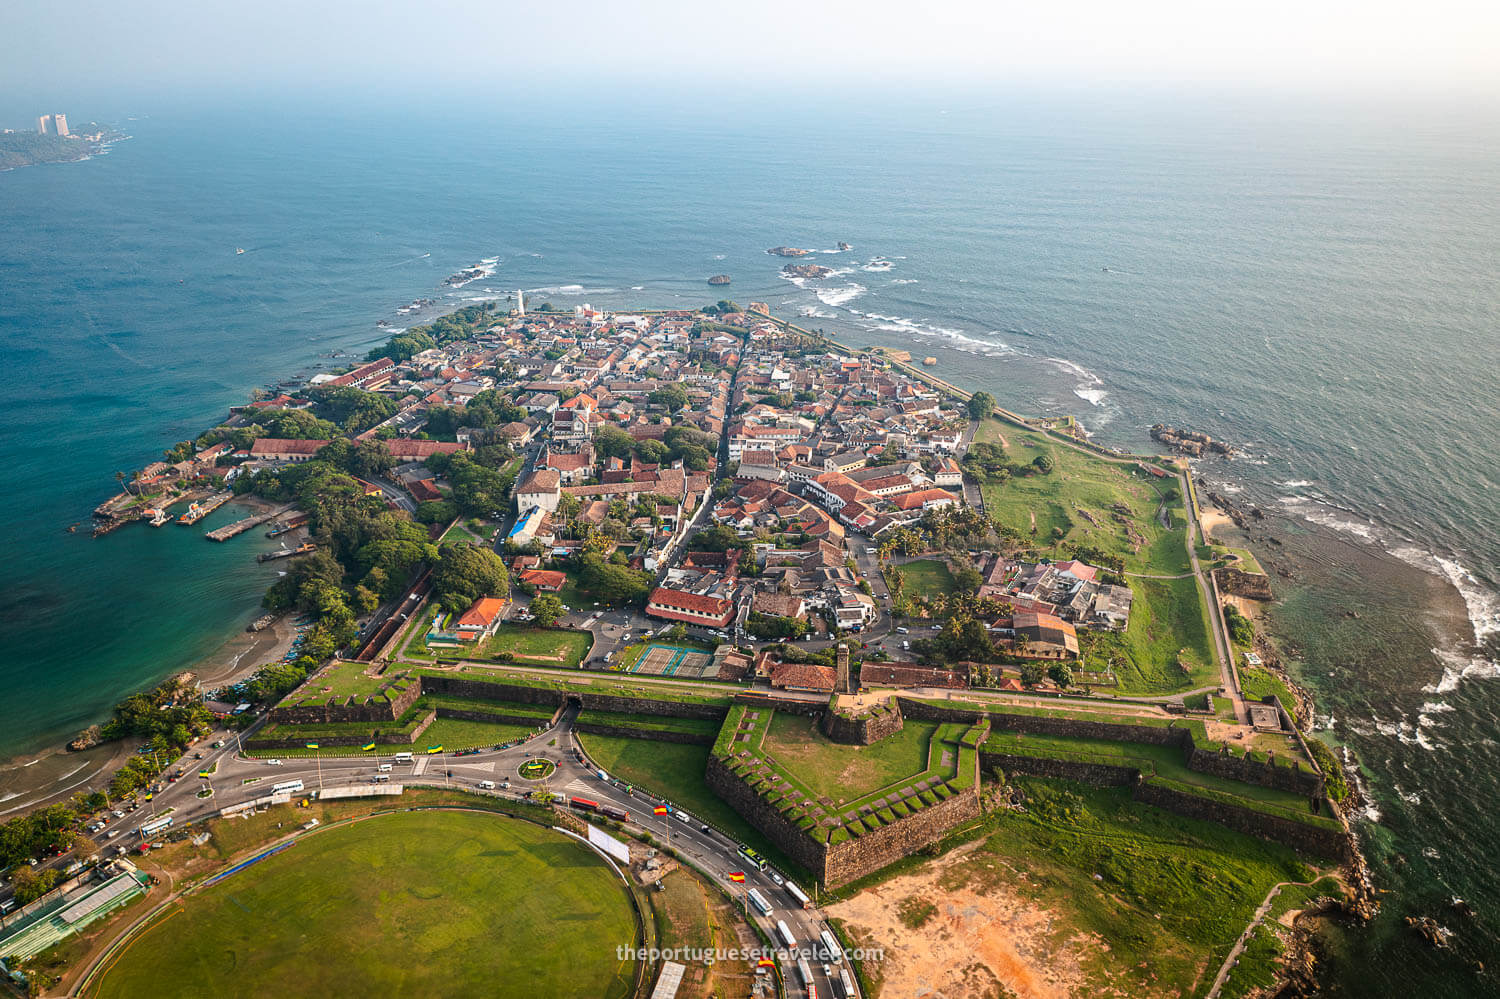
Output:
[3,0,1498,112]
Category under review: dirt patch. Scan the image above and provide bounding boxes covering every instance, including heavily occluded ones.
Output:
[1198,507,1234,542]
[828,841,1099,999]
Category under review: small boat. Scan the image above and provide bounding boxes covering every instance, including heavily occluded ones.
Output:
[235,247,245,255]
[148,508,171,527]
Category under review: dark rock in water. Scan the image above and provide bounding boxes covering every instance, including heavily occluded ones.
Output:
[707,274,731,286]
[767,246,812,257]
[837,241,852,251]
[1151,422,1235,457]
[1405,915,1448,948]
[782,263,834,279]
[68,724,102,751]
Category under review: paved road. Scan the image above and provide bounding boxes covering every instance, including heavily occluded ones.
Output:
[57,710,853,999]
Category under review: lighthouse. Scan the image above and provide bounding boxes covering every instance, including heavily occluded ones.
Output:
[516,289,525,316]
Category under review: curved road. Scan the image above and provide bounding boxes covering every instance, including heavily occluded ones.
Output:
[61,709,852,999]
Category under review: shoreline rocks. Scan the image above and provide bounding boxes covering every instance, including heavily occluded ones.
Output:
[767,246,812,257]
[707,274,732,285]
[1152,423,1235,457]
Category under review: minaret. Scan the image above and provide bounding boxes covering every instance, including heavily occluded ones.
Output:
[516,289,525,316]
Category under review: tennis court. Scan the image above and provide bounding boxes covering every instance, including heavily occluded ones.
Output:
[626,643,713,678]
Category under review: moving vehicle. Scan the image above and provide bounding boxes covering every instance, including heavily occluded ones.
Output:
[738,845,767,871]
[371,774,390,783]
[477,780,496,790]
[378,763,393,772]
[796,958,815,987]
[768,870,785,887]
[819,930,844,963]
[393,752,413,763]
[776,919,798,948]
[272,779,305,795]
[139,816,173,837]
[786,880,812,909]
[747,888,773,916]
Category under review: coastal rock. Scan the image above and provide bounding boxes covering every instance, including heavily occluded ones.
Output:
[782,263,834,279]
[837,241,852,251]
[707,274,732,286]
[1405,915,1449,948]
[767,246,813,257]
[1152,423,1235,457]
[443,267,487,287]
[68,724,102,752]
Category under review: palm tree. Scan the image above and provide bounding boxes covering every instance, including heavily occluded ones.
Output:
[115,470,130,496]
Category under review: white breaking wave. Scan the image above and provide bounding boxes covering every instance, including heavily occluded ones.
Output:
[524,284,618,297]
[890,278,918,285]
[861,259,894,272]
[1277,496,1381,542]
[1073,388,1108,406]
[845,309,1015,357]
[815,283,866,308]
[1282,480,1315,488]
[799,306,837,319]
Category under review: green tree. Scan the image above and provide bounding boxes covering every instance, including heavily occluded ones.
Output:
[431,542,510,614]
[1019,663,1045,687]
[529,593,564,627]
[649,384,689,413]
[593,424,636,460]
[1033,453,1055,474]
[966,391,996,421]
[1047,662,1073,688]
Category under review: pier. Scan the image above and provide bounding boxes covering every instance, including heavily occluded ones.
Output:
[207,511,275,541]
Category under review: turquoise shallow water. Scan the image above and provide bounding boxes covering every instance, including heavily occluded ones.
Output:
[1,98,1497,991]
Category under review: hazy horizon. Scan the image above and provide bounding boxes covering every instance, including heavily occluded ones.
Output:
[3,0,1498,115]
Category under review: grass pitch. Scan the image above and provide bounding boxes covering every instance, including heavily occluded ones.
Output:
[89,810,638,999]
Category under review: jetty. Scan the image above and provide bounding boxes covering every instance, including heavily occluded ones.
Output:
[258,542,316,563]
[207,511,276,541]
[177,491,232,525]
[266,512,310,537]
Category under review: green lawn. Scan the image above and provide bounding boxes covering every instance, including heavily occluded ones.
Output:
[576,733,810,881]
[1240,668,1300,722]
[89,810,638,999]
[759,713,941,806]
[280,660,408,709]
[889,559,957,598]
[1080,575,1218,693]
[975,418,1191,577]
[477,625,592,668]
[418,717,540,751]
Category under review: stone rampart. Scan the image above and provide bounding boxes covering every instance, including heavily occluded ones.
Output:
[979,751,1138,787]
[1132,781,1349,861]
[246,710,437,750]
[418,675,727,721]
[705,754,829,875]
[821,783,982,887]
[820,700,904,745]
[271,678,421,725]
[574,721,713,746]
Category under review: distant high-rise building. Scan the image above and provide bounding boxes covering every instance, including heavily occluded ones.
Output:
[53,114,69,137]
[37,114,53,135]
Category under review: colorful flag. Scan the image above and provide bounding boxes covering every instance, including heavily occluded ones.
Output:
[198,770,212,778]
[427,745,443,754]
[728,871,745,883]
[361,742,376,752]
[654,805,669,815]
[757,957,776,969]
[305,742,320,750]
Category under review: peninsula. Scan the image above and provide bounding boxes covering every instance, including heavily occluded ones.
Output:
[1,295,1367,999]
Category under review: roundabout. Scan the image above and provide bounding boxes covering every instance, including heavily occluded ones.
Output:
[517,758,555,781]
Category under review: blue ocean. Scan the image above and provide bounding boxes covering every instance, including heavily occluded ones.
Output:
[1,97,1497,992]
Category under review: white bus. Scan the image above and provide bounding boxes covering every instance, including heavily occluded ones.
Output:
[786,880,811,909]
[776,919,797,949]
[393,752,413,763]
[746,888,772,916]
[796,957,815,986]
[272,779,305,795]
[371,774,391,783]
[139,816,173,837]
[819,930,843,963]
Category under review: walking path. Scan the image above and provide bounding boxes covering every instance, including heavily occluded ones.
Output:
[1205,879,1321,999]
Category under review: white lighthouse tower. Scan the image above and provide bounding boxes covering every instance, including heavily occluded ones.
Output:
[516,289,525,316]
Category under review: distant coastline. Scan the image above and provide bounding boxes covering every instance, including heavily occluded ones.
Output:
[0,124,128,172]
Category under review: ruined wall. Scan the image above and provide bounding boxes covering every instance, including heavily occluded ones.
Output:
[1214,567,1274,600]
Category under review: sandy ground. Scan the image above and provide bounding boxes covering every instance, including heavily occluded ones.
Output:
[194,614,300,689]
[828,840,1097,999]
[1198,507,1234,542]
